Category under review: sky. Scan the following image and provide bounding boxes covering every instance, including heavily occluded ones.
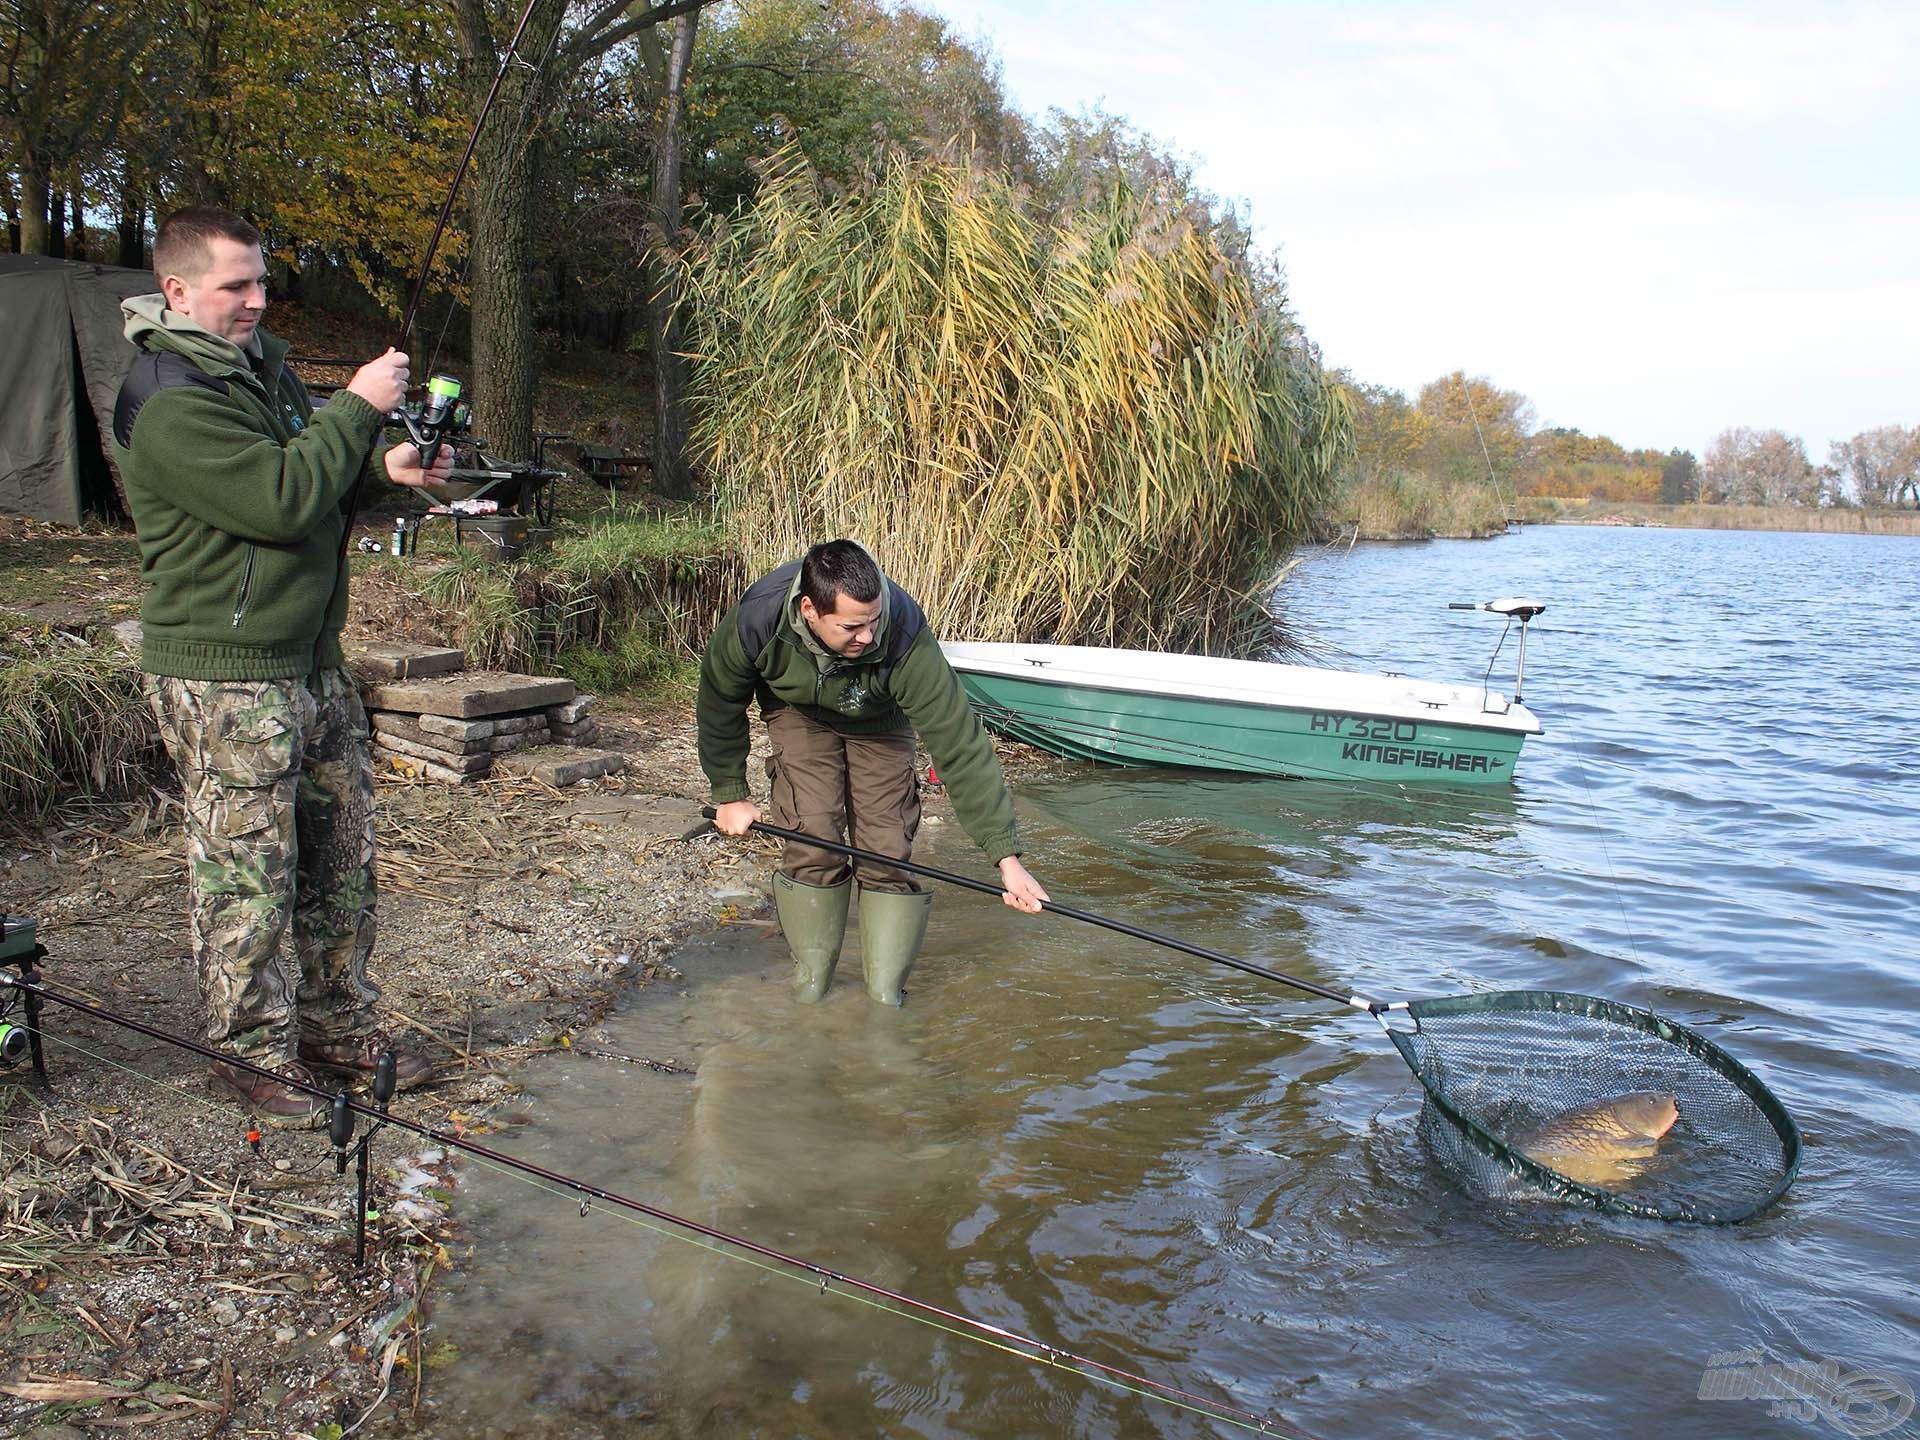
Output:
[931,1,1919,463]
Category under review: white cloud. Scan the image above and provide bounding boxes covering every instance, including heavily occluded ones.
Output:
[938,1,1920,455]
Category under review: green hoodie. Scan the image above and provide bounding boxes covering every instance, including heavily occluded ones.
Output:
[697,556,1019,862]
[110,294,386,680]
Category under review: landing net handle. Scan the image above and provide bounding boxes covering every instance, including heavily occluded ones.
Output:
[705,810,1375,1010]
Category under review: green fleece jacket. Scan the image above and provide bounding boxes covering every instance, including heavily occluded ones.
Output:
[109,295,385,680]
[697,559,1020,862]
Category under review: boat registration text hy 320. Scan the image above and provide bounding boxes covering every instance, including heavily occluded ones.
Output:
[1308,713,1508,775]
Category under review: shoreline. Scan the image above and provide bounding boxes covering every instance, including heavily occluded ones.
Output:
[0,697,739,1436]
[0,694,1038,1438]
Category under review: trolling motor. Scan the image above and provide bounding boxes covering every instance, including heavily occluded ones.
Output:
[330,1050,399,1267]
[1450,597,1546,706]
[0,915,50,1087]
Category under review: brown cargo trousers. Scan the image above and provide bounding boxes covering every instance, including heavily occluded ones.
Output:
[764,707,920,892]
[144,667,381,1062]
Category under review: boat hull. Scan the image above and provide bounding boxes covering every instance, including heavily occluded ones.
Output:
[948,654,1534,786]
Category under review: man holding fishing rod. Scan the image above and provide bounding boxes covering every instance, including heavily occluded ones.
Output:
[699,540,1049,1005]
[111,205,452,1128]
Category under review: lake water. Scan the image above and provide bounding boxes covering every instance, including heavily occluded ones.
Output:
[426,525,1920,1439]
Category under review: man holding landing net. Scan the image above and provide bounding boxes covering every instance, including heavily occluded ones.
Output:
[698,540,1048,1004]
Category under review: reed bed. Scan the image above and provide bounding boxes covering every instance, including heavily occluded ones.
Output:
[0,633,156,822]
[679,148,1351,655]
[1328,473,1514,540]
[420,511,741,687]
[1533,499,1920,534]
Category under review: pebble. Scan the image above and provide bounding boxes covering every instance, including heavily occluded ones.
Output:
[209,1297,241,1326]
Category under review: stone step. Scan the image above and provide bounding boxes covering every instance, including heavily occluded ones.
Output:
[373,734,493,776]
[370,713,490,755]
[492,747,628,788]
[365,670,575,720]
[375,749,484,785]
[349,643,466,682]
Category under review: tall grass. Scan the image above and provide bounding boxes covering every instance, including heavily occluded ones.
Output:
[0,635,155,821]
[679,148,1351,655]
[1537,500,1920,535]
[1328,473,1514,540]
[421,510,740,689]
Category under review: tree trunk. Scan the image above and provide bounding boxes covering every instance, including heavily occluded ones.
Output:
[117,166,146,269]
[19,155,50,256]
[69,191,85,261]
[459,0,564,467]
[468,119,538,463]
[644,11,700,500]
[47,186,66,257]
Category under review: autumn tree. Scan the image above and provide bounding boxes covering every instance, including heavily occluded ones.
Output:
[1660,449,1699,504]
[1338,378,1428,485]
[0,0,147,253]
[1700,427,1818,506]
[446,0,708,469]
[1415,371,1534,490]
[1827,426,1918,509]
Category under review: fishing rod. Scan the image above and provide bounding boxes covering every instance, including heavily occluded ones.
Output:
[334,0,549,563]
[0,966,1308,1437]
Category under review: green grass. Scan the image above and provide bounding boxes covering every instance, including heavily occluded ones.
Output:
[0,634,155,820]
[420,510,739,695]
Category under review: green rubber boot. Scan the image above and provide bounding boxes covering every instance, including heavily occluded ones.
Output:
[858,887,933,1007]
[773,872,852,1003]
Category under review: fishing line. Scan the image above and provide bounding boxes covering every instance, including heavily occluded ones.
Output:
[0,974,1310,1438]
[1567,755,1650,973]
[446,1143,1308,1436]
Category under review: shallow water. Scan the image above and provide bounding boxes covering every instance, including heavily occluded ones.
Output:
[426,526,1920,1438]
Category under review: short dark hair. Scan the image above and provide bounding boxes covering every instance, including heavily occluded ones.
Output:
[153,205,262,287]
[799,540,882,613]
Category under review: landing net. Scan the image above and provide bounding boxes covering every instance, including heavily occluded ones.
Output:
[1384,990,1799,1224]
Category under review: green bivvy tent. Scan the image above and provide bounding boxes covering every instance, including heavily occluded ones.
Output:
[0,254,161,524]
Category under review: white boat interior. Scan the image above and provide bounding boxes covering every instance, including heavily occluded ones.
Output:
[940,642,1543,736]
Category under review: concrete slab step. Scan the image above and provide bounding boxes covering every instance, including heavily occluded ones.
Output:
[492,747,628,787]
[365,670,575,719]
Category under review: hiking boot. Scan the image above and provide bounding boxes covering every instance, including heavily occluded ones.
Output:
[299,1029,433,1092]
[208,1058,332,1130]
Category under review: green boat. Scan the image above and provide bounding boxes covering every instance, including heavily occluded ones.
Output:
[943,599,1545,786]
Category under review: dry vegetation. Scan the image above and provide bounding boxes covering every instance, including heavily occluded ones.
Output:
[0,716,789,1437]
[682,149,1350,656]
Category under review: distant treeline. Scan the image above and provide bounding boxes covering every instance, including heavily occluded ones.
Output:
[1338,373,1918,515]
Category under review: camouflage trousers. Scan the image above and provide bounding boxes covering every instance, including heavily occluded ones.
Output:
[144,668,380,1063]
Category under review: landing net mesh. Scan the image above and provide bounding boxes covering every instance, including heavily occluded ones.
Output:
[1386,990,1798,1223]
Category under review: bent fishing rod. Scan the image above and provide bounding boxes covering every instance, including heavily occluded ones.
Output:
[0,967,1305,1437]
[694,808,1400,1018]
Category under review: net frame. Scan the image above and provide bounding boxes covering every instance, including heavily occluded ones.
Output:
[1385,989,1801,1224]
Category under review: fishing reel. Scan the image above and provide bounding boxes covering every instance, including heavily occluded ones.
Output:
[389,373,474,469]
[0,915,48,1082]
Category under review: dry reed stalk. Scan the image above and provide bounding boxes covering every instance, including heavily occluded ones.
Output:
[679,146,1351,655]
